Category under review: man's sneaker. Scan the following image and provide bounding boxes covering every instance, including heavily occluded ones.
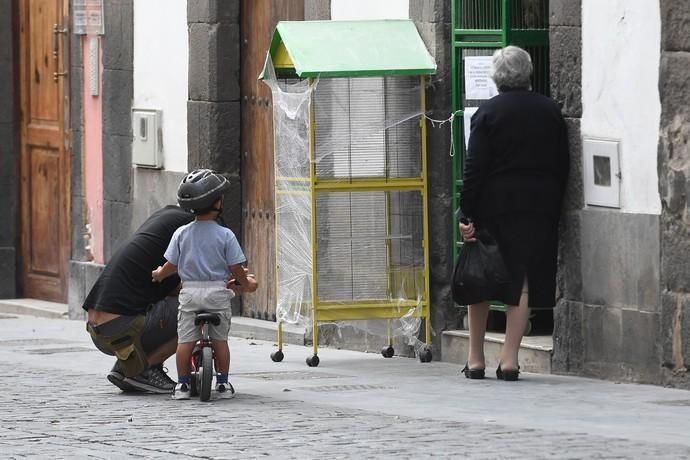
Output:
[107,361,142,393]
[172,383,191,400]
[123,366,175,394]
[149,364,176,388]
[215,382,235,399]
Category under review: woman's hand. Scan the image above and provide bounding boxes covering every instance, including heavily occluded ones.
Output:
[459,221,477,242]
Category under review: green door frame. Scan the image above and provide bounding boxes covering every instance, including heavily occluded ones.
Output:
[450,0,550,320]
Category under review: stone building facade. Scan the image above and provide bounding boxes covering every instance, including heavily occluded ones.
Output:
[551,0,689,388]
[1,0,687,389]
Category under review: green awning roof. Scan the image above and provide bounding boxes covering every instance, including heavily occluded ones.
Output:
[259,20,437,79]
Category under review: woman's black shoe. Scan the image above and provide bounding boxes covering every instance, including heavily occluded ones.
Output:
[496,364,520,381]
[461,363,485,379]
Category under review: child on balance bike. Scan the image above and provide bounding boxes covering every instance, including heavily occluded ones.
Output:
[152,169,258,400]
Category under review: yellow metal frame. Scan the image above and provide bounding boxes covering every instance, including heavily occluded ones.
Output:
[314,177,425,192]
[420,75,432,348]
[273,75,432,361]
[308,77,320,357]
[273,42,294,70]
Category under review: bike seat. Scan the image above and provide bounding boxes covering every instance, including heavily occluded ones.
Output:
[194,312,221,326]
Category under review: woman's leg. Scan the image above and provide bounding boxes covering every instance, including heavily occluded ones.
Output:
[500,290,529,371]
[468,301,490,369]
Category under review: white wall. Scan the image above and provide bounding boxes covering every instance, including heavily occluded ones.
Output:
[582,0,661,214]
[331,0,409,20]
[133,0,188,173]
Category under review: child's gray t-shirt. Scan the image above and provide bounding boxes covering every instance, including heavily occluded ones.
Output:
[164,220,245,282]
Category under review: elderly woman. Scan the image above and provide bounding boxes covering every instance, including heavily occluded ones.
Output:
[458,46,569,380]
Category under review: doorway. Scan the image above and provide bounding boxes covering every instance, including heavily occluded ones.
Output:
[240,0,304,320]
[17,0,71,302]
[451,0,551,335]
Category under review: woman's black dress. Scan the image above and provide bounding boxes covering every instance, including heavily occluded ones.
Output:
[459,89,569,308]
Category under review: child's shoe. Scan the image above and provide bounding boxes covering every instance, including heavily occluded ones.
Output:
[172,382,191,400]
[215,382,235,399]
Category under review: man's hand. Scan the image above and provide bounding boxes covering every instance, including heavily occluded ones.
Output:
[152,266,165,283]
[227,266,258,294]
[230,274,258,294]
[152,262,177,283]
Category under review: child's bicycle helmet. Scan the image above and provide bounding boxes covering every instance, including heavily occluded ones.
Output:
[177,169,230,214]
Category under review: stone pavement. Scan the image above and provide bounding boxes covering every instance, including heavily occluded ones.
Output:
[1,315,690,459]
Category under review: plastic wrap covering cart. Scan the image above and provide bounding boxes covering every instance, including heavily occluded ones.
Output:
[259,20,437,366]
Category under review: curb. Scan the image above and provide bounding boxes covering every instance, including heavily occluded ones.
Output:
[229,316,306,346]
[0,299,306,348]
[0,298,69,319]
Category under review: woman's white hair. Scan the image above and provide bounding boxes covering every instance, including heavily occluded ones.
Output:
[489,46,533,90]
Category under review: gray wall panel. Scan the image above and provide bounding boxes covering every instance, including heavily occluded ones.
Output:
[580,211,660,311]
[131,168,186,231]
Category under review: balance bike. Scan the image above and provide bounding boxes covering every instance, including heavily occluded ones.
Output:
[189,312,220,402]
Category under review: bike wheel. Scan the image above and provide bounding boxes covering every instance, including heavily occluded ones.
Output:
[190,351,200,397]
[200,347,214,402]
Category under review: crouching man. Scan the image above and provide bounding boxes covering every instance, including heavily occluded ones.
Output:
[83,205,194,393]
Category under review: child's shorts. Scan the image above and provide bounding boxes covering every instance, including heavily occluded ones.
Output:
[177,281,234,343]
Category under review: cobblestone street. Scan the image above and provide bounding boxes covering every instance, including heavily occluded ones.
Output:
[2,316,690,459]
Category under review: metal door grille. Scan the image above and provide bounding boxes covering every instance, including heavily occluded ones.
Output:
[457,0,502,29]
[456,0,549,30]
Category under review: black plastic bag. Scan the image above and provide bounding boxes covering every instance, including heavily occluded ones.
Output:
[452,229,511,305]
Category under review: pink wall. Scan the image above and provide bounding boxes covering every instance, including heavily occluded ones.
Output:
[82,37,104,264]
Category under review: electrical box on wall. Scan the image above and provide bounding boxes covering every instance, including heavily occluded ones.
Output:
[132,109,163,168]
[583,137,621,208]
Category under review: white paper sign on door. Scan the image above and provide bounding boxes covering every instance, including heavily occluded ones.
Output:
[464,56,498,100]
[463,107,478,149]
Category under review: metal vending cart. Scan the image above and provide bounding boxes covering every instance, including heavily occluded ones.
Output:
[259,20,437,366]
[451,0,550,334]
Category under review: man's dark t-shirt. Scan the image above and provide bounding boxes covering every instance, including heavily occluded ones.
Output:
[82,206,194,316]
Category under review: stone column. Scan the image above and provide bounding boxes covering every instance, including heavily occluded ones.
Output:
[101,0,134,260]
[410,1,457,358]
[305,0,330,20]
[68,0,134,318]
[187,0,242,313]
[187,0,242,236]
[549,0,584,375]
[0,1,17,298]
[658,1,690,389]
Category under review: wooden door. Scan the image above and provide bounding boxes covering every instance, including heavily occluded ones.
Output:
[241,0,304,320]
[18,0,71,302]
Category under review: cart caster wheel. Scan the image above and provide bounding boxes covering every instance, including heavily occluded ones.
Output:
[306,354,320,367]
[524,320,532,336]
[462,313,470,330]
[381,346,394,358]
[271,350,284,362]
[419,347,433,363]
